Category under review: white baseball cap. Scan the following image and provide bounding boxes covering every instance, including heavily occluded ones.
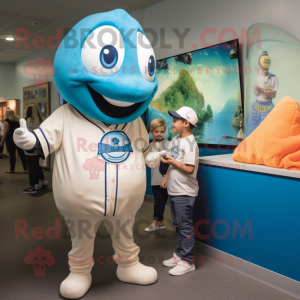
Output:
[168,106,198,126]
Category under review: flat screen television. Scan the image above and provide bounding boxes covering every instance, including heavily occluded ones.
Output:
[150,39,243,148]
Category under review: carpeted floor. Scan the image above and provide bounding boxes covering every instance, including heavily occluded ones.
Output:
[0,157,296,300]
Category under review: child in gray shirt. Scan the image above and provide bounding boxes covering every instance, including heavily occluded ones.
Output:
[145,119,170,232]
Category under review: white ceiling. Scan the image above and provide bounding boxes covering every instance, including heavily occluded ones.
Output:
[0,0,163,63]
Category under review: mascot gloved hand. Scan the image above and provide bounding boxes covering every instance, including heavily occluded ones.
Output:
[146,150,167,168]
[15,9,159,299]
[13,119,36,150]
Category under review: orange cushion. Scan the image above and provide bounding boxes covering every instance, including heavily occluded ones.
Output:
[232,97,300,170]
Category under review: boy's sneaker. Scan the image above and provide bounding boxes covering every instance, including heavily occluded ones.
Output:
[41,181,48,189]
[169,260,195,276]
[22,187,37,194]
[145,224,165,232]
[163,253,181,267]
[35,184,41,190]
[158,224,165,229]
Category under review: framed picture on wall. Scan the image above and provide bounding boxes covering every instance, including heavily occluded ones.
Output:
[24,91,29,100]
[31,89,37,99]
[23,82,50,169]
[38,102,46,118]
[38,88,43,98]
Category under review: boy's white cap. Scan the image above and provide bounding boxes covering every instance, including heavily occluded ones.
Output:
[168,106,198,126]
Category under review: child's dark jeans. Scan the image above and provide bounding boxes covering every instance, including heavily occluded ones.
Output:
[169,194,195,265]
[152,185,168,221]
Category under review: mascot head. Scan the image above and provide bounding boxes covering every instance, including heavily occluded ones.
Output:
[54,9,158,124]
[258,51,271,71]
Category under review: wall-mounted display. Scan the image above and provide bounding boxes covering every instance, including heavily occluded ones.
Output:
[23,82,50,169]
[38,102,46,118]
[245,23,300,137]
[31,89,37,99]
[152,39,243,147]
[24,91,30,100]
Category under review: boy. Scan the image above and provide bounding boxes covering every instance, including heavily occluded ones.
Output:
[145,119,170,232]
[160,106,199,276]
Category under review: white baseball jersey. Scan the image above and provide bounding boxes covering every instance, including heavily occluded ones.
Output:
[34,104,150,217]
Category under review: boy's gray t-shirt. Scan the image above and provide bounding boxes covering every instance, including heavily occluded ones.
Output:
[167,134,199,197]
[150,140,170,186]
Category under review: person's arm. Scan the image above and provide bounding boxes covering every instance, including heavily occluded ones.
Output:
[160,170,168,188]
[0,121,9,146]
[256,87,276,98]
[266,76,278,99]
[161,155,195,174]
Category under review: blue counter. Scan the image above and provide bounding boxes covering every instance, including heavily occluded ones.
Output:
[195,154,300,284]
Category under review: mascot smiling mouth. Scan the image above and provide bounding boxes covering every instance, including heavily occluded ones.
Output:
[87,84,142,118]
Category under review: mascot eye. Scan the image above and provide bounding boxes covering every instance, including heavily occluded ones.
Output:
[81,25,125,76]
[148,55,155,76]
[137,32,156,82]
[100,45,118,69]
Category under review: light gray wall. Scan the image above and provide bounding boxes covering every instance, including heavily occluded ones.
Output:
[129,8,144,28]
[0,63,17,99]
[144,0,300,61]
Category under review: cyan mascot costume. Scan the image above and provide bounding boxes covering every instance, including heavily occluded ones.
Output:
[14,9,166,299]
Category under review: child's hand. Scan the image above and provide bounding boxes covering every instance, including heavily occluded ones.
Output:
[160,177,167,189]
[160,156,168,164]
[161,155,176,166]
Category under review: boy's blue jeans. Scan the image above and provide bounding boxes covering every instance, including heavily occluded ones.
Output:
[169,195,195,265]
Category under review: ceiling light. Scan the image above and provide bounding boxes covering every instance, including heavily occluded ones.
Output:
[6,37,14,41]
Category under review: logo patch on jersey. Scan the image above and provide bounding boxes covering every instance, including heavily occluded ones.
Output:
[171,145,179,159]
[98,131,133,164]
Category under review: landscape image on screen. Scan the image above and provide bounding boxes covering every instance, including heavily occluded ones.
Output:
[150,39,242,146]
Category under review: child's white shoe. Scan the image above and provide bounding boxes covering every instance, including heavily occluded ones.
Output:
[41,180,49,189]
[169,260,195,276]
[145,224,165,232]
[162,253,181,267]
[34,184,41,190]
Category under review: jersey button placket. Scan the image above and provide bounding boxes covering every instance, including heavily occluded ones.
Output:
[108,164,117,216]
